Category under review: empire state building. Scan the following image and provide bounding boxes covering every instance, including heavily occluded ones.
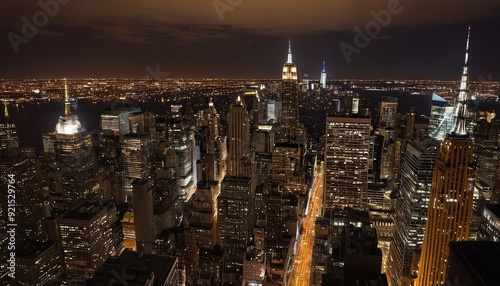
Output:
[281,38,299,125]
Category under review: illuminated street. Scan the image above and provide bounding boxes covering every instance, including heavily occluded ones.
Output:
[289,163,324,286]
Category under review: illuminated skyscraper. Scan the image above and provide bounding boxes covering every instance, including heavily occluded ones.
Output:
[217,176,253,249]
[388,138,439,286]
[320,60,327,89]
[0,103,18,150]
[324,116,371,212]
[379,99,398,128]
[166,118,195,201]
[196,99,222,181]
[217,176,253,284]
[405,107,416,141]
[415,27,476,286]
[53,79,98,207]
[56,201,115,279]
[428,94,454,141]
[122,132,154,201]
[0,147,44,239]
[281,38,299,125]
[227,96,250,177]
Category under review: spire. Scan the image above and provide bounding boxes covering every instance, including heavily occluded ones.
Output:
[452,25,471,136]
[322,60,326,72]
[286,37,293,64]
[64,78,70,117]
[3,101,9,122]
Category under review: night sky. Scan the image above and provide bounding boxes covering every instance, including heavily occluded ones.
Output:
[1,0,500,80]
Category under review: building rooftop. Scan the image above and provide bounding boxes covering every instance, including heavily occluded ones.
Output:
[448,241,500,286]
[432,93,448,104]
[88,249,177,286]
[485,204,500,218]
[61,201,105,220]
[16,240,56,260]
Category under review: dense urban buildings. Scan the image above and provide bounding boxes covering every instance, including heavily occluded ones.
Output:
[2,21,500,286]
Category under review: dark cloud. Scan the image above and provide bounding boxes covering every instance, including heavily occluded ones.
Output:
[1,0,499,79]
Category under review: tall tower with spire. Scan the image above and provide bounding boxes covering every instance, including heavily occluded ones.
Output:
[281,37,299,125]
[0,102,18,150]
[52,79,98,208]
[320,60,327,89]
[227,96,250,177]
[415,26,475,286]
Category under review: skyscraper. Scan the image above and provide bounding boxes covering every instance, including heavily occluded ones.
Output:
[415,27,476,286]
[132,179,156,254]
[227,96,250,177]
[388,138,439,286]
[0,103,18,150]
[217,176,253,249]
[405,107,416,141]
[53,79,98,207]
[122,132,154,201]
[56,201,115,279]
[428,93,453,141]
[281,38,299,125]
[320,60,327,89]
[324,116,371,212]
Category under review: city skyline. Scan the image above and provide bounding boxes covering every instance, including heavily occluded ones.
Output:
[1,1,500,79]
[2,3,500,286]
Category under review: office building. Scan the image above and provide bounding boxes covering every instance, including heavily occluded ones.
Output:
[56,201,115,279]
[479,204,500,241]
[446,241,500,286]
[243,247,266,285]
[324,116,371,212]
[217,176,253,249]
[87,249,179,286]
[227,96,251,177]
[428,93,454,141]
[415,27,476,286]
[379,98,398,128]
[15,240,62,286]
[132,179,156,254]
[388,138,439,286]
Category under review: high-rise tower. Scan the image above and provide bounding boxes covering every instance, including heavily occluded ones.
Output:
[53,79,98,207]
[0,102,18,150]
[320,60,327,89]
[388,138,439,286]
[281,37,299,125]
[324,116,371,212]
[227,96,250,177]
[415,26,475,286]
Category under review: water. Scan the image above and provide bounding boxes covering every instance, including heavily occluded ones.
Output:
[5,100,173,152]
